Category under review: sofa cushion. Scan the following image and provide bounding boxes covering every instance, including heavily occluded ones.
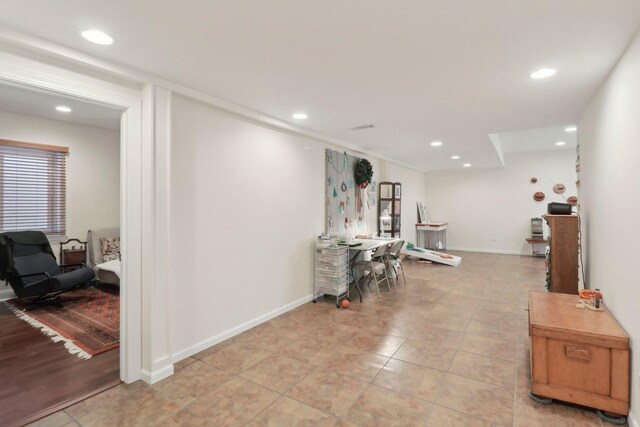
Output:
[87,228,120,266]
[100,237,120,262]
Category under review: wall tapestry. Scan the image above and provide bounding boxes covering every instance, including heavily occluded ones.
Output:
[325,149,371,235]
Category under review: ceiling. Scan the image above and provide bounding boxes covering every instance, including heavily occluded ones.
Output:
[0,1,638,170]
[493,125,577,155]
[0,82,121,130]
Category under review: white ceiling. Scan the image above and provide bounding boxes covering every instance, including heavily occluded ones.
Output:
[0,1,638,170]
[0,82,121,130]
[494,125,577,155]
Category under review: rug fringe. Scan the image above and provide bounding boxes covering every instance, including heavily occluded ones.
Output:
[3,301,92,360]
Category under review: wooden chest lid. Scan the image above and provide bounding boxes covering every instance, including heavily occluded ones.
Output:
[528,291,629,348]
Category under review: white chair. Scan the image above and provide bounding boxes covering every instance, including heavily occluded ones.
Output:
[386,239,406,287]
[352,244,392,297]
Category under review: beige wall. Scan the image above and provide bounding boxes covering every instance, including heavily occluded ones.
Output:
[0,110,120,243]
[168,95,428,359]
[424,150,577,254]
[579,29,640,422]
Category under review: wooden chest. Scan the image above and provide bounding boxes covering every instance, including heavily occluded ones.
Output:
[528,291,629,415]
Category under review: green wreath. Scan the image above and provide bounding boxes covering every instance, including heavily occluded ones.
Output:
[354,159,373,189]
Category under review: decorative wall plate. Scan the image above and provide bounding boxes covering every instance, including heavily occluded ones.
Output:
[567,196,578,206]
[553,183,566,194]
[530,177,538,184]
[534,192,545,202]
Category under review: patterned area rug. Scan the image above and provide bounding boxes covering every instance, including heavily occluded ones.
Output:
[4,285,119,359]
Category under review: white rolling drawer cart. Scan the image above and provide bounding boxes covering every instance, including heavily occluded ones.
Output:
[313,241,349,308]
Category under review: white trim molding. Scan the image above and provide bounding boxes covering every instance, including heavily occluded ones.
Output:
[141,356,174,384]
[446,246,523,256]
[629,410,639,427]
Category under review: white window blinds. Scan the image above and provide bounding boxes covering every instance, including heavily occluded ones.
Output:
[0,140,68,235]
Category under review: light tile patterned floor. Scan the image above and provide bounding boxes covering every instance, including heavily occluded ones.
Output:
[30,252,614,426]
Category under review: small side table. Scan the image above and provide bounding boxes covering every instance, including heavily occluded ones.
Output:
[416,222,447,250]
[526,238,548,257]
[59,238,87,272]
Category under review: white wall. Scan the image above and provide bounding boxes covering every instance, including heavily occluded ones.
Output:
[579,29,640,422]
[169,95,399,357]
[0,110,120,242]
[424,150,577,254]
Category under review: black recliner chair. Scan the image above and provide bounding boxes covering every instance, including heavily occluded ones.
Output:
[0,231,95,310]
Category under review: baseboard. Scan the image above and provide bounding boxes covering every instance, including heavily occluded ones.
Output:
[629,410,639,427]
[171,293,314,364]
[0,288,16,301]
[141,363,174,385]
[446,246,524,256]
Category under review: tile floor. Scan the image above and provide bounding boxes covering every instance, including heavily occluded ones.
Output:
[29,252,616,426]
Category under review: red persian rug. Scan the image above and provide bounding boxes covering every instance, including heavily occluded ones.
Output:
[4,285,119,359]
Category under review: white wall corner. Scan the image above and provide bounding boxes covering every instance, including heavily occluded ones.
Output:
[171,293,314,364]
[488,133,505,167]
[139,84,173,384]
[629,410,639,427]
[378,159,389,182]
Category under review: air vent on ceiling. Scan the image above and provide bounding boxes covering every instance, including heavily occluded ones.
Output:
[350,124,375,131]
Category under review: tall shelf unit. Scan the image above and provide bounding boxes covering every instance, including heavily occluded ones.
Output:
[378,182,401,237]
[313,240,349,308]
[544,214,579,294]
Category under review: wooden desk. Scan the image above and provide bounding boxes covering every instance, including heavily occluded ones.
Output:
[528,291,629,416]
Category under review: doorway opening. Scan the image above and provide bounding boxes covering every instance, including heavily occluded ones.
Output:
[0,79,130,425]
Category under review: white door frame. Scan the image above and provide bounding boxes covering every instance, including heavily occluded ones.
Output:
[0,49,145,383]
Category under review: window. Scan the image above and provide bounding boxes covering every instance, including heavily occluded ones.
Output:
[0,139,68,235]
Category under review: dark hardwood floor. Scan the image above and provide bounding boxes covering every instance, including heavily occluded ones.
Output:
[0,302,120,427]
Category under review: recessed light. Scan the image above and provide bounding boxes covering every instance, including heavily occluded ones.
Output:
[451,155,460,160]
[556,141,566,146]
[565,126,577,132]
[463,163,472,167]
[292,113,308,120]
[81,30,114,45]
[55,105,72,113]
[530,68,557,79]
[430,141,443,147]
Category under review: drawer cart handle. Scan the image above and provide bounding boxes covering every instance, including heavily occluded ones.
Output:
[565,345,591,361]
